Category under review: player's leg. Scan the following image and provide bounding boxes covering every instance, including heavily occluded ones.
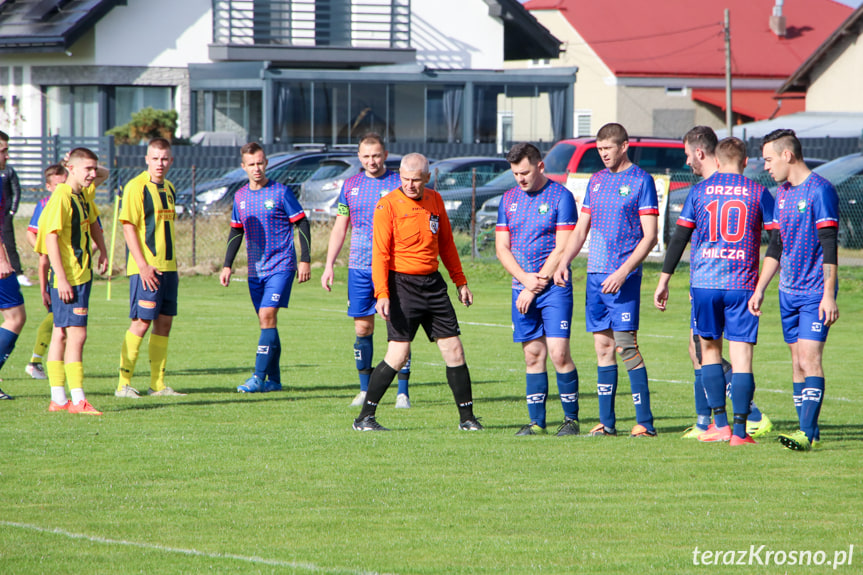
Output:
[65,323,99,415]
[437,335,479,429]
[147,272,182,396]
[519,337,550,434]
[585,274,617,436]
[395,353,411,408]
[47,325,69,409]
[354,340,410,431]
[348,269,377,405]
[728,340,755,444]
[796,339,826,445]
[0,274,25,398]
[685,331,712,437]
[118,274,152,397]
[26,313,53,380]
[542,284,579,435]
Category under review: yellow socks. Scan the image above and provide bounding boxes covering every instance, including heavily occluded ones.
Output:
[149,334,169,392]
[118,330,144,391]
[31,313,53,363]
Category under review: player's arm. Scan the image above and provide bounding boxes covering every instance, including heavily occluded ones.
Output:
[26,229,38,249]
[322,213,349,291]
[295,215,311,284]
[220,225,244,287]
[372,201,395,320]
[38,254,51,310]
[602,213,658,294]
[123,223,159,288]
[538,227,573,281]
[554,213,590,286]
[0,231,13,279]
[8,167,20,215]
[748,229,782,317]
[654,223,694,311]
[93,165,110,188]
[45,232,73,302]
[496,229,538,313]
[90,220,109,275]
[818,226,839,326]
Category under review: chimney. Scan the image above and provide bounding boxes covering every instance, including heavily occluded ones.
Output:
[770,0,787,37]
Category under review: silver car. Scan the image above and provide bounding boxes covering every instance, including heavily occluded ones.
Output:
[301,156,402,222]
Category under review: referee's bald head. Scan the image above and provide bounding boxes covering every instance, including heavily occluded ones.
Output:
[401,153,429,175]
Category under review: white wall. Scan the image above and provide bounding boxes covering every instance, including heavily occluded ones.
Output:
[805,30,863,112]
[412,0,503,69]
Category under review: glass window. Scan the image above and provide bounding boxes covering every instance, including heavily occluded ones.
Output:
[574,147,604,174]
[45,85,100,137]
[543,143,576,175]
[474,85,504,144]
[312,83,349,145]
[635,146,687,174]
[349,83,387,142]
[391,83,424,142]
[427,85,463,143]
[212,90,262,142]
[115,86,172,125]
[275,82,311,143]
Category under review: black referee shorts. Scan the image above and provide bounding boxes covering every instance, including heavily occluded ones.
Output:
[386,271,462,342]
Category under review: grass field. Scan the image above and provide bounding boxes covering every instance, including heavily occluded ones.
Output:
[1,260,861,574]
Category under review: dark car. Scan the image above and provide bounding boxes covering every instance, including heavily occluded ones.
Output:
[439,170,516,229]
[175,149,352,218]
[300,155,402,222]
[812,153,863,248]
[428,157,510,192]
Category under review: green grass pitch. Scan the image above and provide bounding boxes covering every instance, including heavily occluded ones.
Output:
[1,260,861,574]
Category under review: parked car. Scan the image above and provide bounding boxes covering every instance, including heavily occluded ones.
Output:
[301,155,402,222]
[428,157,510,191]
[439,170,516,229]
[812,153,863,248]
[175,149,352,218]
[476,193,504,230]
[543,136,689,188]
[664,156,831,244]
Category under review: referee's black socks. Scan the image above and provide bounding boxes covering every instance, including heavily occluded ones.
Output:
[446,364,475,422]
[359,361,398,419]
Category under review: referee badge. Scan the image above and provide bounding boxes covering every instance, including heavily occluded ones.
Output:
[538,203,549,214]
[618,185,631,197]
[429,214,439,234]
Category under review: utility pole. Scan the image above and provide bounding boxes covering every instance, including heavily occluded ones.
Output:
[725,9,733,136]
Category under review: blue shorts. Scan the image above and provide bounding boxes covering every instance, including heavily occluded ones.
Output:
[512,283,573,342]
[585,272,641,333]
[0,274,24,310]
[780,290,832,343]
[691,288,758,343]
[347,268,376,318]
[248,272,295,313]
[129,271,178,320]
[51,281,91,328]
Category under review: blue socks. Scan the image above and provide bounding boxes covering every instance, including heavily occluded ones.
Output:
[597,365,618,429]
[254,328,278,380]
[702,363,728,428]
[693,369,711,430]
[800,376,825,442]
[731,372,755,439]
[628,366,654,431]
[0,327,18,371]
[793,380,804,423]
[557,368,579,421]
[526,372,549,428]
[355,335,374,392]
[397,354,411,397]
[265,329,281,383]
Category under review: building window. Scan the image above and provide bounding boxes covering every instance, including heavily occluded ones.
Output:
[196,90,263,142]
[115,86,172,126]
[45,85,100,137]
[574,110,592,136]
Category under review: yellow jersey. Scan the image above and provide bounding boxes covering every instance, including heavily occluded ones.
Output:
[36,183,100,287]
[119,171,177,275]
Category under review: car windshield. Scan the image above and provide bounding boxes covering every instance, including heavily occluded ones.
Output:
[543,143,577,175]
[813,154,863,185]
[484,171,516,187]
[308,162,351,181]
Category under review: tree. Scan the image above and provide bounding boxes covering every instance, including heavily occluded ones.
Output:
[107,107,178,144]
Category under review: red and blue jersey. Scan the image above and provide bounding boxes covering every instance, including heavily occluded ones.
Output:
[678,172,776,291]
[28,196,50,234]
[772,172,839,297]
[231,180,305,279]
[337,169,401,270]
[582,164,658,274]
[496,180,577,290]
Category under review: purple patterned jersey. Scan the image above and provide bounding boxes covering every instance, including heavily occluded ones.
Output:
[582,164,659,274]
[772,172,839,296]
[28,196,50,234]
[337,169,401,269]
[231,180,305,278]
[496,180,577,290]
[677,172,776,290]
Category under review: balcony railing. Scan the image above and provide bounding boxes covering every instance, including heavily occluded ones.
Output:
[213,0,410,49]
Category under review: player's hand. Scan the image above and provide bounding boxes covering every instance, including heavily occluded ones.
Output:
[458,284,473,307]
[376,297,391,321]
[521,273,549,294]
[297,262,311,284]
[58,278,74,303]
[747,290,765,317]
[0,259,14,279]
[601,268,627,294]
[41,288,51,311]
[219,267,232,287]
[97,253,109,276]
[653,284,669,311]
[515,288,535,314]
[553,265,569,287]
[139,264,161,291]
[321,265,334,291]
[820,294,839,326]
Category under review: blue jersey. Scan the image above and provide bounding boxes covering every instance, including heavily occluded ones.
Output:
[582,164,658,274]
[337,169,401,269]
[772,172,839,297]
[231,180,305,279]
[678,172,776,291]
[496,180,577,290]
[28,196,50,234]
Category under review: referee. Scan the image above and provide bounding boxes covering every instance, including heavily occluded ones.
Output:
[353,153,482,432]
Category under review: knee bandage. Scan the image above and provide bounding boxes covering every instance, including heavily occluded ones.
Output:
[615,331,643,371]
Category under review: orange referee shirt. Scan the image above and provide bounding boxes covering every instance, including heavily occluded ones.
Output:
[372,187,467,299]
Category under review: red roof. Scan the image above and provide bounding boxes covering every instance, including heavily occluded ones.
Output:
[524,0,852,79]
[691,89,806,120]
